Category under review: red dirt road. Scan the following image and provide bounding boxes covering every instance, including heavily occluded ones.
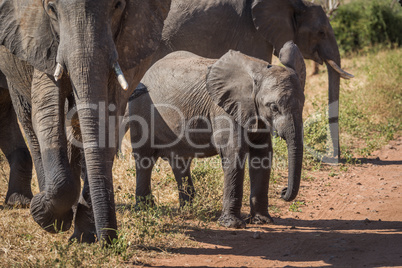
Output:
[145,137,402,267]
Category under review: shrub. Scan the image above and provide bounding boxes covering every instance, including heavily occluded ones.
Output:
[332,0,402,53]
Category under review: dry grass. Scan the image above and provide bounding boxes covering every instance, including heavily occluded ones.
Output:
[0,47,401,266]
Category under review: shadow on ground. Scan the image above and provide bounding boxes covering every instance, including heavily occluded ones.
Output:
[153,218,402,267]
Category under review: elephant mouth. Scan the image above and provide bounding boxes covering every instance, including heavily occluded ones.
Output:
[313,51,324,65]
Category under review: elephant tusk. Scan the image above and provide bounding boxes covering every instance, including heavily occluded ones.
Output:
[54,63,64,81]
[326,60,354,79]
[113,62,129,90]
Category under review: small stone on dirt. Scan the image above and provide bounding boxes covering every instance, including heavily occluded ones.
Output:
[364,218,371,223]
[253,232,261,239]
[357,182,362,185]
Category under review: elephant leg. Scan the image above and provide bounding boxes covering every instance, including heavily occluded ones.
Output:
[0,88,33,207]
[29,70,80,233]
[248,138,274,224]
[217,148,247,229]
[71,165,97,243]
[169,157,194,207]
[7,84,46,192]
[134,151,157,206]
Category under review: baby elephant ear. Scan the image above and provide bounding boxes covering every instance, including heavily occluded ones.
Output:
[279,41,306,90]
[206,50,261,131]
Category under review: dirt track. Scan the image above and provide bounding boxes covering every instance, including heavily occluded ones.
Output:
[145,137,402,267]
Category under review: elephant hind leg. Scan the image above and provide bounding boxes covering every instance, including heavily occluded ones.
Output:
[134,151,157,207]
[169,157,195,208]
[4,148,33,207]
[0,88,33,207]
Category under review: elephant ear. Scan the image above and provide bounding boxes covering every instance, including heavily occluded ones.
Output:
[279,41,306,90]
[251,0,307,56]
[117,0,171,70]
[206,50,268,132]
[0,0,58,74]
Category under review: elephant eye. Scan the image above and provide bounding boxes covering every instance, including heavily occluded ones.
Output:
[318,30,326,39]
[114,0,126,11]
[47,3,58,19]
[270,104,279,114]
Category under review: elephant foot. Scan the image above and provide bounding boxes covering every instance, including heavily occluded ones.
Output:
[5,191,33,208]
[246,212,274,224]
[70,202,97,243]
[30,192,73,233]
[218,213,246,229]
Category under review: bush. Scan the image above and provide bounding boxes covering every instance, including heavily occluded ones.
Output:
[332,0,402,54]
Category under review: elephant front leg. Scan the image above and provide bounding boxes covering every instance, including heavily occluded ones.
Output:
[29,70,81,233]
[218,149,247,229]
[247,140,274,224]
[71,168,97,243]
[7,84,47,194]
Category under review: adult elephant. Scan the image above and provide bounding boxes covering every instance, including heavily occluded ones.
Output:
[152,0,354,160]
[0,72,33,207]
[0,0,171,244]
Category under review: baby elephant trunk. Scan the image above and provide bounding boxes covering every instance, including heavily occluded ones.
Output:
[280,115,304,201]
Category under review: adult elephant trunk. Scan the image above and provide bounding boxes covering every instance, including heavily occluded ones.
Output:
[62,20,120,243]
[321,48,352,159]
[326,59,341,159]
[280,114,304,201]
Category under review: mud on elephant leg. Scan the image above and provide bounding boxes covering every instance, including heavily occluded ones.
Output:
[247,139,274,224]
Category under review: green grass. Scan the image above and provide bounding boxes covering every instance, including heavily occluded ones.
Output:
[289,201,305,212]
[0,46,401,266]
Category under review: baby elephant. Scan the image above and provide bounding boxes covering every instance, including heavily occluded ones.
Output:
[129,41,305,228]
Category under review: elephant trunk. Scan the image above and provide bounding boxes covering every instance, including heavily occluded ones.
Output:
[68,54,118,244]
[281,115,304,201]
[320,38,352,160]
[326,59,341,159]
[61,15,119,243]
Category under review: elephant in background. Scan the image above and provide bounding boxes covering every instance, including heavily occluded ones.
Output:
[0,0,171,244]
[130,41,305,228]
[0,72,33,207]
[152,0,354,160]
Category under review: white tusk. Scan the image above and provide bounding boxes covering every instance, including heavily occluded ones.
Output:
[54,63,64,81]
[326,60,354,79]
[113,62,129,90]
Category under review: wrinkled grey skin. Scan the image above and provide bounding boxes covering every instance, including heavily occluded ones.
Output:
[0,0,171,244]
[151,0,353,159]
[0,72,33,207]
[130,42,305,228]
